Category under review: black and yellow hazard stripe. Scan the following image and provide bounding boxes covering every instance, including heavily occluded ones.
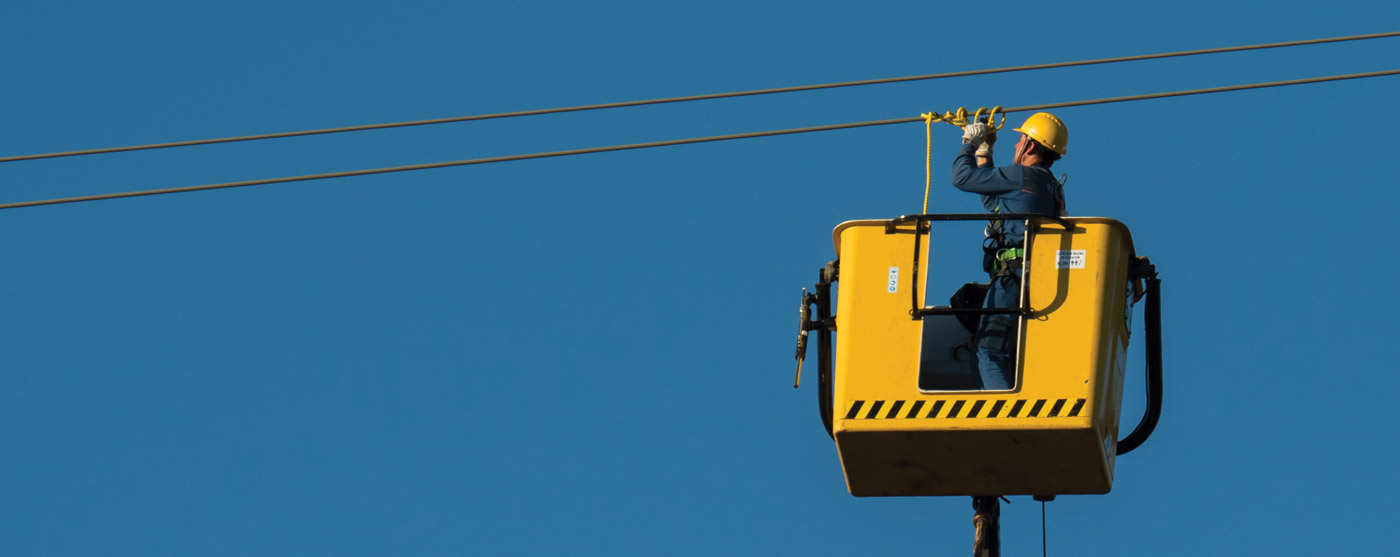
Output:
[843,398,1086,420]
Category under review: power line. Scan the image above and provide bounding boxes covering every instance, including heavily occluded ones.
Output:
[1,68,1396,212]
[2,31,1398,164]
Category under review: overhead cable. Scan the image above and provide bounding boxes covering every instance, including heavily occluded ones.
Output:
[1,68,1396,212]
[2,31,1398,164]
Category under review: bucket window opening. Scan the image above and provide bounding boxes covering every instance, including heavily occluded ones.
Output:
[915,218,1029,392]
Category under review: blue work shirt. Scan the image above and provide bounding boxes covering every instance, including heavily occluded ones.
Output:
[950,143,1064,246]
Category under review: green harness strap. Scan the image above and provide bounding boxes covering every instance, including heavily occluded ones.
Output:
[997,248,1025,261]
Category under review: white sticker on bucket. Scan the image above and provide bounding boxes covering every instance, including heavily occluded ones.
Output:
[888,266,900,293]
[1056,250,1086,269]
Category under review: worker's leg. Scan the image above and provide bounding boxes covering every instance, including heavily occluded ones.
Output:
[975,275,1019,390]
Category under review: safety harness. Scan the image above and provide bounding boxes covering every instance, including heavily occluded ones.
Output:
[983,172,1066,278]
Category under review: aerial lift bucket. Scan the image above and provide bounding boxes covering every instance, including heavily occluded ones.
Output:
[796,214,1161,497]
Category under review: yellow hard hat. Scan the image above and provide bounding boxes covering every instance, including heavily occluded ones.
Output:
[1013,112,1068,155]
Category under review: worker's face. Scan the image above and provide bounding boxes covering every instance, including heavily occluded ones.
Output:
[1012,134,1030,165]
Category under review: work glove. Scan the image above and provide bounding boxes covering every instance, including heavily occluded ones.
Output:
[961,122,989,145]
[976,136,995,158]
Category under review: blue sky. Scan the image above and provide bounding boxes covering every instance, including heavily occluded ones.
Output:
[2,2,1398,555]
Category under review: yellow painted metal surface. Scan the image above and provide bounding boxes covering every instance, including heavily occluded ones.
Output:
[831,217,1136,497]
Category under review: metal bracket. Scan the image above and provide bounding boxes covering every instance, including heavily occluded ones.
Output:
[886,213,1067,320]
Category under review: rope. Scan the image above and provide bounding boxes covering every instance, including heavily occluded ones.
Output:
[1,68,1396,211]
[922,106,1006,131]
[2,31,1398,163]
[922,113,933,214]
[922,106,1004,213]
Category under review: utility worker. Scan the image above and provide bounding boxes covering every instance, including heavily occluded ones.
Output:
[952,112,1068,390]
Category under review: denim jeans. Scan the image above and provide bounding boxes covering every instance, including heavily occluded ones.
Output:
[975,272,1020,390]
